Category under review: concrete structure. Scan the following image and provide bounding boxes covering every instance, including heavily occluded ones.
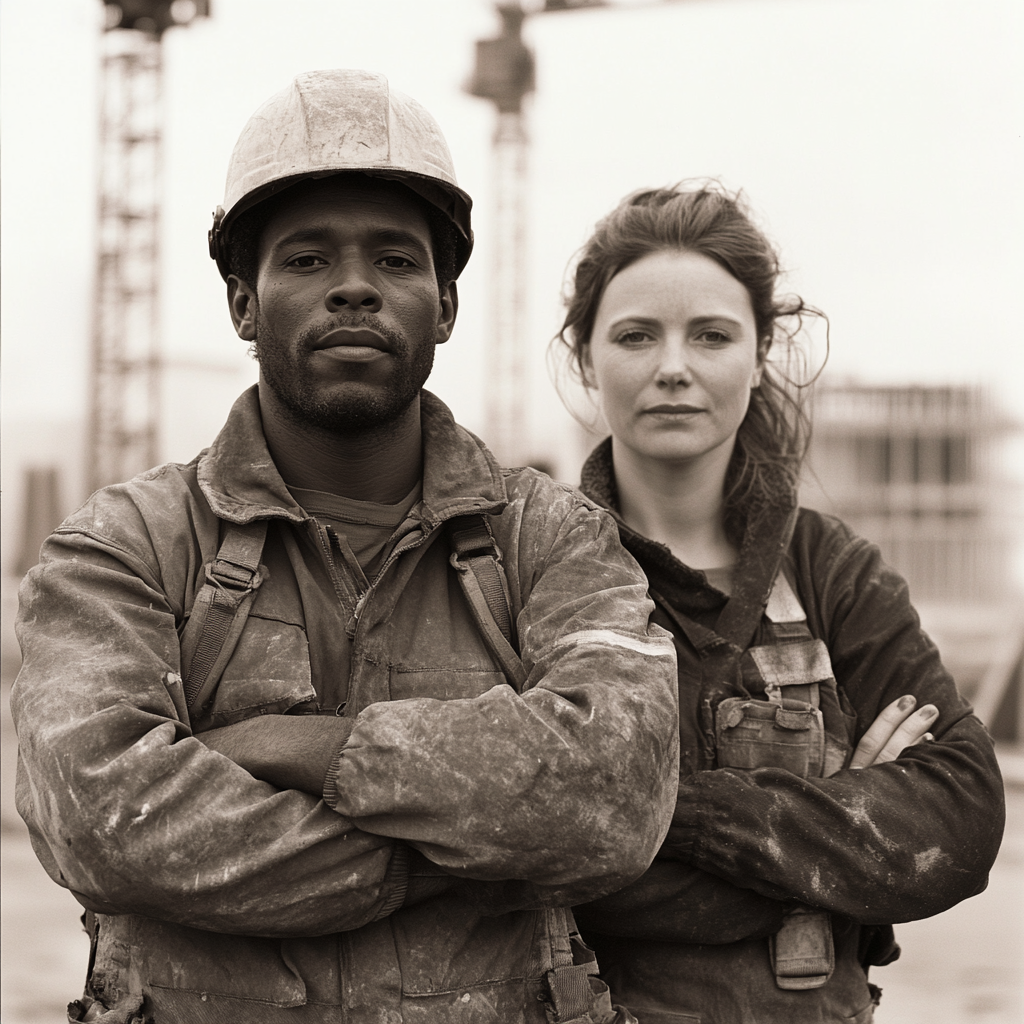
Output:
[802,381,1023,739]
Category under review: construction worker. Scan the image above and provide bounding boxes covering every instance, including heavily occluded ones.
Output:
[13,70,679,1023]
[556,183,1005,1022]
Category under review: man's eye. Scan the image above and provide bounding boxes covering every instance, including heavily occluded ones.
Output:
[378,255,415,269]
[287,254,327,268]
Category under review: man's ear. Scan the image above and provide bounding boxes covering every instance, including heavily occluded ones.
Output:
[227,275,257,341]
[435,280,459,345]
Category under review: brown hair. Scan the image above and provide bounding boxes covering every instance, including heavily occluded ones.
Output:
[557,183,823,523]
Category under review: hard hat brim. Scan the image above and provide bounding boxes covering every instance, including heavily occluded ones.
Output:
[210,168,473,282]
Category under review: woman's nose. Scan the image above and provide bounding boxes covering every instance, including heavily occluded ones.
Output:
[324,262,382,314]
[654,339,692,387]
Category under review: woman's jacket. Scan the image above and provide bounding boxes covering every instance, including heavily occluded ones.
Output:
[574,438,1004,1024]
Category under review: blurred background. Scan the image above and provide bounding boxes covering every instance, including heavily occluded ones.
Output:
[1,0,1021,1021]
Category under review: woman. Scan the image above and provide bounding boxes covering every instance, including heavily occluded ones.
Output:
[559,185,1004,1022]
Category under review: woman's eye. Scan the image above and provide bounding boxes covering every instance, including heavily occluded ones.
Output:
[699,329,730,345]
[615,330,652,346]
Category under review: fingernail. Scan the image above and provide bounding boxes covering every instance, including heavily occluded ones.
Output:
[924,733,934,742]
[922,705,938,720]
[898,695,916,712]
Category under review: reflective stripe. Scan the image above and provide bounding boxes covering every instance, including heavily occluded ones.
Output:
[557,629,676,657]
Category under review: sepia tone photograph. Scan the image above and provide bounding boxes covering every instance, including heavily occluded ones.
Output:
[2,1,1021,1022]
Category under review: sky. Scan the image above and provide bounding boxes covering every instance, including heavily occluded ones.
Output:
[1,0,1022,481]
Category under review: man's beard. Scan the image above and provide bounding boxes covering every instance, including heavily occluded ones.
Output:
[254,308,435,433]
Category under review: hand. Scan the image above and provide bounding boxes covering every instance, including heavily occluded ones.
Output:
[849,695,938,769]
[198,714,353,794]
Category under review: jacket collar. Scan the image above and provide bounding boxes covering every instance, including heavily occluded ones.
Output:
[198,385,508,526]
[579,437,797,645]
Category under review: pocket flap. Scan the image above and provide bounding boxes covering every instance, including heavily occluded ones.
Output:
[750,639,832,687]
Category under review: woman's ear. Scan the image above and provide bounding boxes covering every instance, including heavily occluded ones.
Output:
[751,337,770,388]
[227,275,257,341]
[579,343,596,389]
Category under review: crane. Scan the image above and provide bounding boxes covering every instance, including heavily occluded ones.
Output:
[87,0,209,493]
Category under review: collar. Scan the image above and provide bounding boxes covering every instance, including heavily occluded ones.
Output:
[198,385,508,527]
[579,437,798,646]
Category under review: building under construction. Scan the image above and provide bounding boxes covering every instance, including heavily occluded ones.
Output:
[802,381,1023,740]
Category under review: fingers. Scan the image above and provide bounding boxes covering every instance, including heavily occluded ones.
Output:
[849,694,918,769]
[870,704,938,766]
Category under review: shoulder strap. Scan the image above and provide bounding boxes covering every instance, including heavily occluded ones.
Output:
[753,567,826,707]
[714,506,800,650]
[446,514,528,691]
[180,519,269,716]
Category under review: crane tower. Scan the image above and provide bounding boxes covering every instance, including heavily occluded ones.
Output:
[467,5,535,467]
[87,1,208,493]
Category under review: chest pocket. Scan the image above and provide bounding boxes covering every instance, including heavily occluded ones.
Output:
[177,520,315,731]
[201,614,314,728]
[715,571,850,779]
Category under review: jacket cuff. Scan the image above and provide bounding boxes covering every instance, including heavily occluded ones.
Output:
[321,720,356,811]
[373,843,411,921]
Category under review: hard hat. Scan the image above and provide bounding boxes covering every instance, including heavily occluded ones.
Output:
[209,69,473,280]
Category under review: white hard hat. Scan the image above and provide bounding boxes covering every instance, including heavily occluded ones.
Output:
[209,69,473,279]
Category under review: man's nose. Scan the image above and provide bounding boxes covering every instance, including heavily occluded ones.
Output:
[324,261,383,314]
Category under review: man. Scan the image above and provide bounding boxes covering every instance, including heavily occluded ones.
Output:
[13,70,679,1023]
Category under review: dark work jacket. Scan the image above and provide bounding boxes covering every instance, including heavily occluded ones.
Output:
[13,392,679,1024]
[573,438,1005,1024]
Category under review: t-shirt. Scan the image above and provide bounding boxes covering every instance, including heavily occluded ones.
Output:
[288,481,422,580]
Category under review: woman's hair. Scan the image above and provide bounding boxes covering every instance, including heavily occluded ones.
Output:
[557,182,822,521]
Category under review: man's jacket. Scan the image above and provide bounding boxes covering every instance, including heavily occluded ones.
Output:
[573,439,1004,1024]
[13,390,679,1023]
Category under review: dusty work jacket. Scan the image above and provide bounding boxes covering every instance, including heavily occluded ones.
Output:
[13,390,679,1024]
[573,439,1004,1024]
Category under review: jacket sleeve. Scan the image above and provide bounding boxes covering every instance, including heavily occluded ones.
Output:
[572,856,787,943]
[13,514,409,939]
[324,479,680,906]
[664,515,1005,925]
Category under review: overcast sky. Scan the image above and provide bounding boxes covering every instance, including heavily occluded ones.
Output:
[1,0,1022,475]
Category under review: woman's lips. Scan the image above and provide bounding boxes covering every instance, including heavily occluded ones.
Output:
[643,404,703,415]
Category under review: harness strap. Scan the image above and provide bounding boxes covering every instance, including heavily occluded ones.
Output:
[546,908,601,1023]
[757,566,835,990]
[714,505,799,650]
[180,519,269,714]
[446,515,527,691]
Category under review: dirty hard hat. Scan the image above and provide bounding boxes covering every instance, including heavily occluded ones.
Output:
[209,69,473,280]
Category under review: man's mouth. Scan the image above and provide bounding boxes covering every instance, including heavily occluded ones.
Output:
[312,327,391,362]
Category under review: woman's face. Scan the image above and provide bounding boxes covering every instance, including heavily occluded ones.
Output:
[585,249,763,472]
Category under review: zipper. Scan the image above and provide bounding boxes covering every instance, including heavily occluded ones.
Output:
[371,527,426,586]
[311,519,361,612]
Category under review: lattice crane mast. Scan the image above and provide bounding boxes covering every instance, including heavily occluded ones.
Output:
[87,1,209,493]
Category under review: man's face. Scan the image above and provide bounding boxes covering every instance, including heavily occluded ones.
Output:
[231,177,456,433]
